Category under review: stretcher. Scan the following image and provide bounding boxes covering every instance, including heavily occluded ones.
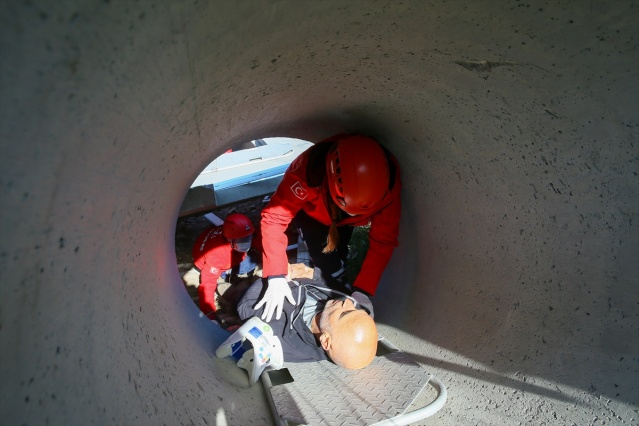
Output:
[216,306,447,425]
[262,337,446,425]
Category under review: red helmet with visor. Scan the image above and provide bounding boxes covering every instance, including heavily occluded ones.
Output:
[223,213,255,253]
[222,213,254,239]
[325,135,390,215]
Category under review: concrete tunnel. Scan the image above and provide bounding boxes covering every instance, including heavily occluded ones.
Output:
[1,1,637,425]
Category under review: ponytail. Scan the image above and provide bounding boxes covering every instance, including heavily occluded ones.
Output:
[323,195,340,254]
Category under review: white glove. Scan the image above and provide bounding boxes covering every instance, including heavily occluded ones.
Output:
[254,277,296,322]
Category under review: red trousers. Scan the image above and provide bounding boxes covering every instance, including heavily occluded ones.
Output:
[198,281,218,319]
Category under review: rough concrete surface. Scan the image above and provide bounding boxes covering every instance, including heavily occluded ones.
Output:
[1,1,637,425]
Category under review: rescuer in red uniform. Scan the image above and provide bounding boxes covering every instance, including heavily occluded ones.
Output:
[192,213,261,319]
[255,134,401,321]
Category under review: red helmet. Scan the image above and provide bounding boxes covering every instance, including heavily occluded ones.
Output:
[222,213,254,239]
[325,135,390,215]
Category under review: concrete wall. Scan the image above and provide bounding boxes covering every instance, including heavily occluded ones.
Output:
[1,1,637,425]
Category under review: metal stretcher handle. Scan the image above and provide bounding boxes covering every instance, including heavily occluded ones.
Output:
[372,337,448,425]
[373,375,447,425]
[262,336,448,426]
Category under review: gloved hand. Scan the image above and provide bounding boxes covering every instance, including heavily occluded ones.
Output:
[254,277,296,322]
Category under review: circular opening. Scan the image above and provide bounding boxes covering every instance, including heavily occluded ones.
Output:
[174,137,313,327]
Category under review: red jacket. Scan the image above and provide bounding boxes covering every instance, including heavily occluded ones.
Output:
[261,140,401,295]
[192,227,247,285]
[192,226,263,283]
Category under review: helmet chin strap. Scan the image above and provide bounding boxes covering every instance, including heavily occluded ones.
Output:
[323,179,351,219]
[324,176,361,218]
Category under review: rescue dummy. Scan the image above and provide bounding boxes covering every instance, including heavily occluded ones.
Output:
[217,269,377,383]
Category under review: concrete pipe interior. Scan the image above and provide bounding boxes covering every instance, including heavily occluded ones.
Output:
[1,1,637,425]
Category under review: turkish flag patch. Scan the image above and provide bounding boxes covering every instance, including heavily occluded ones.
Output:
[290,181,308,200]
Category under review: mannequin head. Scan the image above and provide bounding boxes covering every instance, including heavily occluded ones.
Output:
[318,298,377,369]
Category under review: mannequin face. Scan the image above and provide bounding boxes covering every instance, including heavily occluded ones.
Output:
[319,299,361,329]
[318,299,377,369]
